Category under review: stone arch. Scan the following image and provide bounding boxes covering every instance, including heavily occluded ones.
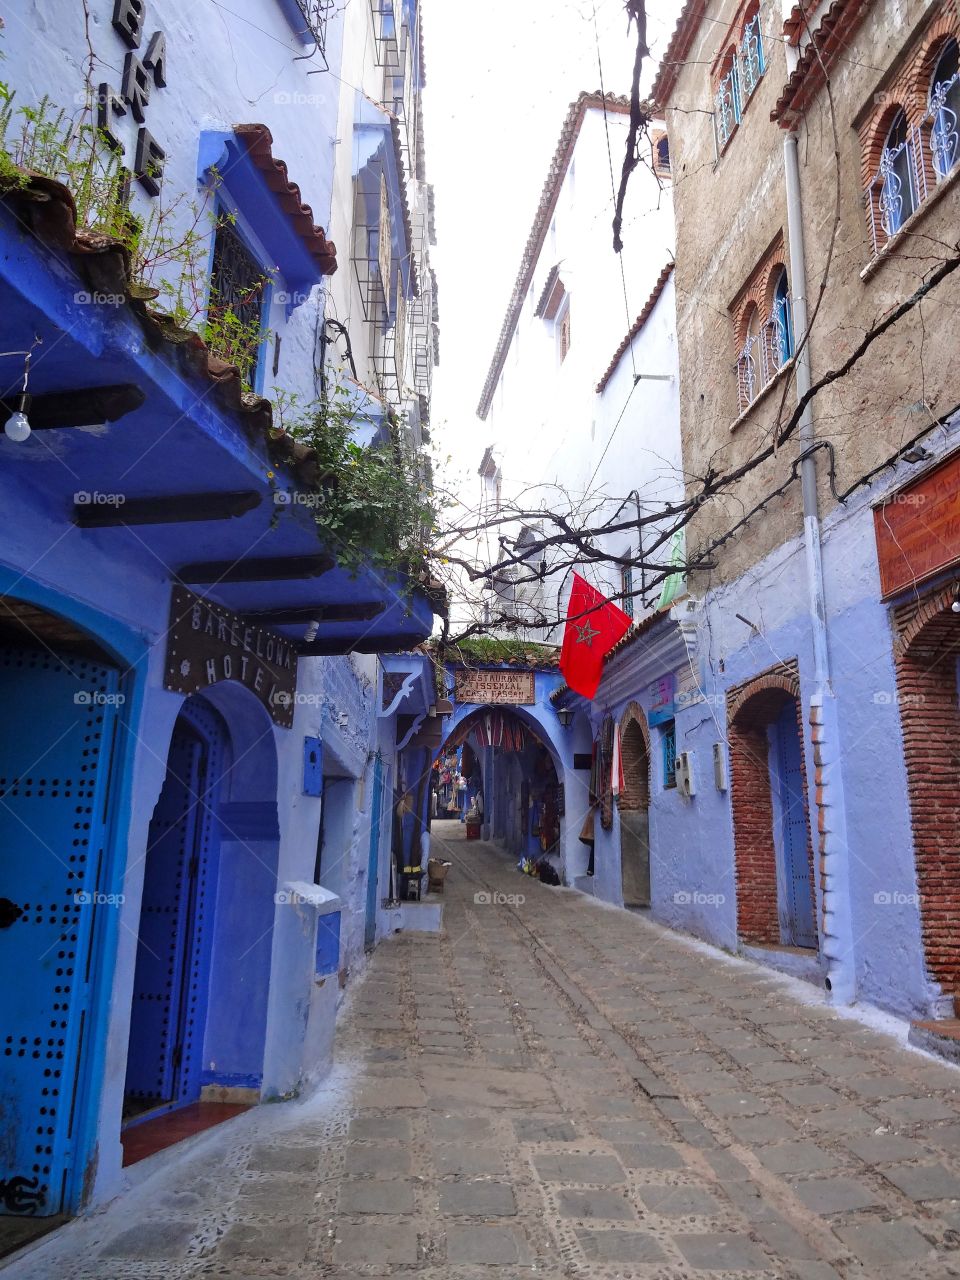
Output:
[726,661,817,949]
[619,701,651,812]
[893,587,960,994]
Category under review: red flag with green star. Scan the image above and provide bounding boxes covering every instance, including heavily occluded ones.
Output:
[559,572,633,700]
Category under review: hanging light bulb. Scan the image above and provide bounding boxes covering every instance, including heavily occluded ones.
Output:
[303,619,320,642]
[4,393,32,443]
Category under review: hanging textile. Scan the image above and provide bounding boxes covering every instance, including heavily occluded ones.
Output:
[611,722,624,798]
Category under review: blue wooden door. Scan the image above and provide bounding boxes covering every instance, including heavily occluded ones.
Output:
[774,703,817,948]
[125,707,220,1116]
[364,758,384,950]
[0,647,120,1216]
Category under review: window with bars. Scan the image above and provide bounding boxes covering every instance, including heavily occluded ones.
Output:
[558,301,572,364]
[662,720,677,789]
[621,561,635,618]
[713,5,765,153]
[207,218,269,387]
[734,267,793,413]
[865,39,960,255]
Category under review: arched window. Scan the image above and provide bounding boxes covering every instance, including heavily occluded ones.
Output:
[737,302,761,409]
[879,109,918,235]
[771,269,793,367]
[930,38,960,179]
[715,47,741,149]
[656,135,671,173]
[740,5,765,97]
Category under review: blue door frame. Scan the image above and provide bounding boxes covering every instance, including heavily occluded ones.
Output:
[124,700,224,1123]
[773,703,817,949]
[364,757,384,950]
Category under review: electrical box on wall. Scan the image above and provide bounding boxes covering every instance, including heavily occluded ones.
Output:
[713,741,728,791]
[303,735,323,796]
[674,750,696,798]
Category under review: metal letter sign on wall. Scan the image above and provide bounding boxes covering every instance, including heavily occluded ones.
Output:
[164,586,298,728]
[454,669,536,705]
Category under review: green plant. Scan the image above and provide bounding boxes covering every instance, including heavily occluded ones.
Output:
[443,636,558,666]
[286,383,441,575]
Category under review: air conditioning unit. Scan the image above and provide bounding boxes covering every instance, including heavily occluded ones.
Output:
[674,750,696,799]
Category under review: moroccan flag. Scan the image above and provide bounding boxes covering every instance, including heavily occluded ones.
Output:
[559,572,633,699]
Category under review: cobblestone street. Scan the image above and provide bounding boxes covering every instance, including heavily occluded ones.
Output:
[11,822,960,1280]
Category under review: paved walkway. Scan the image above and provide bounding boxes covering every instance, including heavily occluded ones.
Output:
[9,823,960,1279]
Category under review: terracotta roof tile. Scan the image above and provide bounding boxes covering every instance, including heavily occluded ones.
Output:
[476,91,632,420]
[595,261,674,393]
[650,0,710,110]
[234,123,338,275]
[3,170,325,486]
[771,0,871,125]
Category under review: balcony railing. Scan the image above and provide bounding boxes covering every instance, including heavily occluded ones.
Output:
[867,72,960,255]
[714,64,741,150]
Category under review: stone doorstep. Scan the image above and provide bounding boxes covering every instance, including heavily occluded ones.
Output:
[909,1017,960,1067]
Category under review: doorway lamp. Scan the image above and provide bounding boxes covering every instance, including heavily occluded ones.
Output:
[556,706,574,729]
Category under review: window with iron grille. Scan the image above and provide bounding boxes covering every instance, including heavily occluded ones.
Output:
[208,218,268,386]
[661,720,677,789]
[621,560,635,618]
[292,0,335,56]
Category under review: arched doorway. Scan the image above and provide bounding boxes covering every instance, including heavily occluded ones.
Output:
[0,599,125,1230]
[619,704,651,907]
[894,585,960,1000]
[437,706,564,868]
[122,685,279,1159]
[124,698,226,1121]
[727,663,817,950]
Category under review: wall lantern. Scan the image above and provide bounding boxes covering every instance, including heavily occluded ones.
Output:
[556,706,574,729]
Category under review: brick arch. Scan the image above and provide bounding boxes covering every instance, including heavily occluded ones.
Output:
[911,22,960,117]
[726,661,817,948]
[619,702,650,812]
[859,99,909,192]
[727,664,800,726]
[893,586,960,994]
[738,0,760,39]
[761,260,788,313]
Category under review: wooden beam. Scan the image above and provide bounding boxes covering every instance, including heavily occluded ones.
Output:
[300,631,426,656]
[177,554,334,583]
[242,601,386,625]
[1,383,145,429]
[74,490,261,527]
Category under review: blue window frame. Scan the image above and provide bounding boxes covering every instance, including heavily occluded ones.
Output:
[772,269,793,366]
[662,720,677,789]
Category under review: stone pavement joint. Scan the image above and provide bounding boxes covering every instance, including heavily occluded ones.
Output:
[7,823,960,1280]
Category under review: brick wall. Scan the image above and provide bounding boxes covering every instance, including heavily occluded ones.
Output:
[726,660,818,947]
[619,701,651,812]
[894,584,960,993]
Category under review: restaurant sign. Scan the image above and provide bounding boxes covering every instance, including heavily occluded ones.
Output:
[454,668,536,705]
[874,448,960,598]
[165,586,298,728]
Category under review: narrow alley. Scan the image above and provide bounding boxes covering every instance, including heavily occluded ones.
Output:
[12,822,960,1280]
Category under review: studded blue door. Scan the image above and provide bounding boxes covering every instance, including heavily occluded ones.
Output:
[0,647,120,1217]
[124,705,221,1118]
[364,757,384,950]
[774,702,817,949]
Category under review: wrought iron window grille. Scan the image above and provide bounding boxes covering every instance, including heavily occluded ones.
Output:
[292,0,336,60]
[866,65,960,256]
[713,14,765,153]
[735,290,792,414]
[208,218,268,383]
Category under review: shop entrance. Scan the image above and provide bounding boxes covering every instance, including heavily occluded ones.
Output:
[0,618,122,1236]
[618,709,651,908]
[123,699,225,1122]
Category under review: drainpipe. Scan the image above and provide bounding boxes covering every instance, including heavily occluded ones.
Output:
[783,130,856,1004]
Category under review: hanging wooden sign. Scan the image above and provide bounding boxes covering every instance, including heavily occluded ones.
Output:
[454,668,535,705]
[164,586,298,727]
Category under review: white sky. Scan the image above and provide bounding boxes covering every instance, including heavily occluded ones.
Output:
[421,0,678,492]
